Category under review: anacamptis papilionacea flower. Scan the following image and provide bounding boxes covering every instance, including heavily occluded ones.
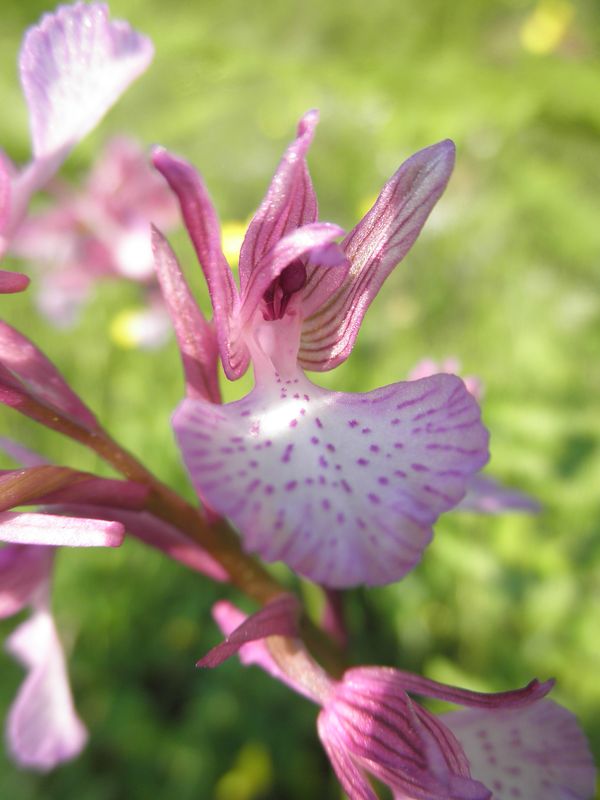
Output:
[152,110,489,588]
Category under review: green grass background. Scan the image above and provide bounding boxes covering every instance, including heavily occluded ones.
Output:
[1,0,599,797]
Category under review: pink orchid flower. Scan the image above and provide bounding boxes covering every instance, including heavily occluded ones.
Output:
[152,110,489,588]
[200,599,596,800]
[11,137,179,331]
[0,2,153,259]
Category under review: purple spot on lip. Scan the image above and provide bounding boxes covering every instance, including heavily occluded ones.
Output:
[357,458,369,466]
[230,436,244,443]
[391,418,401,425]
[321,499,331,511]
[241,410,251,417]
[310,436,319,445]
[394,470,407,478]
[247,479,261,493]
[348,419,359,428]
[293,393,300,399]
[394,442,404,449]
[361,427,372,434]
[368,493,381,504]
[264,485,275,495]
[378,476,389,485]
[369,444,380,453]
[249,460,259,468]
[341,479,352,494]
[411,463,429,472]
[315,417,324,429]
[336,513,346,524]
[282,444,294,463]
[289,419,298,428]
[305,477,314,485]
[326,443,336,452]
[319,455,329,468]
[303,394,310,402]
[285,480,297,491]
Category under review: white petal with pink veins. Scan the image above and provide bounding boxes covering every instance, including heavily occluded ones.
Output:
[20,2,153,169]
[443,700,596,800]
[6,608,88,771]
[174,372,488,587]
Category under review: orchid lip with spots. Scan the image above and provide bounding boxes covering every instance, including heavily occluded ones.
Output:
[152,110,490,588]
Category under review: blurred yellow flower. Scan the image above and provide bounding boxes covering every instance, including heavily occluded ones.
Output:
[109,307,169,349]
[520,0,574,55]
[221,220,247,267]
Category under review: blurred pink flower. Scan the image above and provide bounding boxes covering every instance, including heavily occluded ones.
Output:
[12,137,179,335]
[152,111,489,588]
[0,499,124,770]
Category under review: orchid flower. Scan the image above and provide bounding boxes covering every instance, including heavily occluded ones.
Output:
[10,138,179,334]
[152,110,489,588]
[0,2,154,258]
[199,599,596,800]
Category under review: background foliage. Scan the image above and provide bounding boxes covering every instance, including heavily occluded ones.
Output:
[1,0,599,797]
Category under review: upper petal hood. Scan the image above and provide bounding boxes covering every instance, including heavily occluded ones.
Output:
[299,140,455,371]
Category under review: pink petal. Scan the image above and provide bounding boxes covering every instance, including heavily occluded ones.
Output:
[0,545,52,619]
[174,372,488,587]
[443,700,596,800]
[0,270,29,294]
[44,503,227,583]
[0,512,124,547]
[458,475,541,514]
[152,226,221,402]
[238,110,319,290]
[152,147,248,379]
[20,2,153,172]
[344,668,552,712]
[239,223,346,325]
[197,594,299,667]
[299,140,455,371]
[317,716,379,800]
[6,608,87,771]
[0,320,99,430]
